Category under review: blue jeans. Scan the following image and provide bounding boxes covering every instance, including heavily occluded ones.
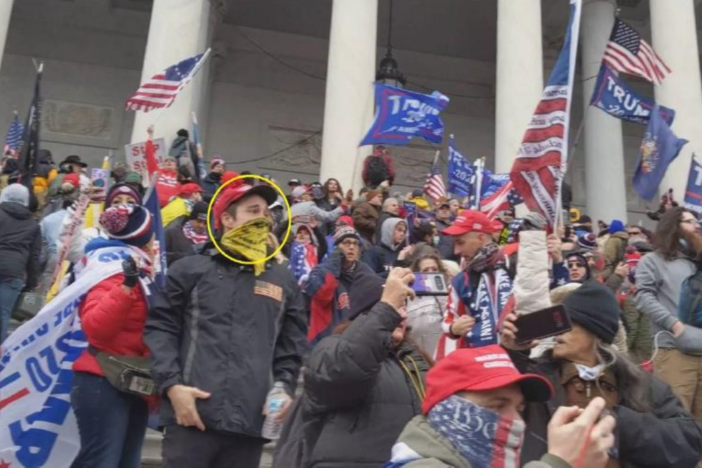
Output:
[71,372,149,468]
[0,276,24,343]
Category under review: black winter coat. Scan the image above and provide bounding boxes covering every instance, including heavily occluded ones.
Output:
[0,202,41,288]
[145,247,308,438]
[433,219,456,261]
[511,351,702,468]
[201,172,221,203]
[164,217,197,265]
[273,303,430,468]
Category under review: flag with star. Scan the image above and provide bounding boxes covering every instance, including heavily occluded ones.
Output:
[126,49,211,113]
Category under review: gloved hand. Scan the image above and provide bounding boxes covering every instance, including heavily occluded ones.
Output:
[122,256,140,288]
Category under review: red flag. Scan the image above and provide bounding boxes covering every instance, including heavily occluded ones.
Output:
[145,138,158,178]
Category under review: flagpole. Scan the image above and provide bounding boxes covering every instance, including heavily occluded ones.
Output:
[474,158,484,210]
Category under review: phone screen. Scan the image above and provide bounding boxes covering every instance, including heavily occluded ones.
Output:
[411,273,449,296]
[514,305,572,345]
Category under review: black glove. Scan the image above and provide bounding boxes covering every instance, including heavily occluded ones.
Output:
[122,256,140,288]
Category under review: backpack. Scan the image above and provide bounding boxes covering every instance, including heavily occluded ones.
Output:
[679,268,702,328]
[365,155,389,187]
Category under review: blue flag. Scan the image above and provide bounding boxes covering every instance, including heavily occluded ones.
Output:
[590,64,675,126]
[360,84,449,146]
[684,156,702,215]
[144,181,168,288]
[447,137,473,197]
[633,105,688,201]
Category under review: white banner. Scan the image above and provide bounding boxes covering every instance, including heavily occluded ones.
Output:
[124,138,166,186]
[0,245,145,468]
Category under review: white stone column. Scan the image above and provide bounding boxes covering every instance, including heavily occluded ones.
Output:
[494,0,543,174]
[650,0,702,200]
[320,0,378,192]
[130,0,216,147]
[581,0,627,222]
[0,0,15,76]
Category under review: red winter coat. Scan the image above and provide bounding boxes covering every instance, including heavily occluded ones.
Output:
[73,274,150,376]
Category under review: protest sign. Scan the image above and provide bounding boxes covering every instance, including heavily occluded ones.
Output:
[684,156,702,214]
[124,137,166,184]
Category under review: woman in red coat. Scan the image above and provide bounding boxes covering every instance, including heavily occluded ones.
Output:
[71,205,155,468]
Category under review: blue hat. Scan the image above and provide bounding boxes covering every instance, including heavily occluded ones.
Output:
[609,220,625,234]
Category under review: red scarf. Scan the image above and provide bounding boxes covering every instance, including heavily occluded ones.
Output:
[182,221,208,244]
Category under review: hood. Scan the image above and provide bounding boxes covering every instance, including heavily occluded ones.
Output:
[85,237,129,255]
[381,217,407,250]
[387,416,470,468]
[0,202,32,220]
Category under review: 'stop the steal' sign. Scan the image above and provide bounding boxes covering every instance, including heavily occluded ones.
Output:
[590,64,675,126]
[124,137,166,185]
[360,84,449,146]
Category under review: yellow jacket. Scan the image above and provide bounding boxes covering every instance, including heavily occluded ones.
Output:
[161,197,188,228]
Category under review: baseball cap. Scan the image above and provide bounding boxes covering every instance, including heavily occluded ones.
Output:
[422,345,553,415]
[180,183,204,196]
[212,179,278,230]
[441,210,500,237]
[288,178,302,186]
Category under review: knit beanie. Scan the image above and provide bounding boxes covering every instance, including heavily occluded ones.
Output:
[577,233,597,251]
[106,183,143,207]
[563,279,620,344]
[124,171,143,185]
[609,219,625,234]
[189,201,209,222]
[210,156,225,170]
[334,226,361,246]
[0,183,29,207]
[100,205,154,247]
[348,268,386,320]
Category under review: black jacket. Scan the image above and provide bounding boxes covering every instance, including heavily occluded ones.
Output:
[433,218,456,261]
[144,247,308,438]
[511,351,702,468]
[274,303,430,468]
[362,244,401,279]
[201,172,221,203]
[164,217,197,265]
[0,202,41,288]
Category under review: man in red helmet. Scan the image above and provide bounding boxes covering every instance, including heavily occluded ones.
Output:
[145,179,308,468]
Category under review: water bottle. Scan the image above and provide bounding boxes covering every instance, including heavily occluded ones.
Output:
[261,382,287,440]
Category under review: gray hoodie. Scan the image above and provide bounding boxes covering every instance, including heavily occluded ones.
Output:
[635,251,700,354]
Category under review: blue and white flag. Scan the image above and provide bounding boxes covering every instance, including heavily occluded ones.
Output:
[590,64,675,126]
[684,156,702,214]
[447,137,473,197]
[0,244,150,468]
[633,105,688,201]
[144,178,167,288]
[360,84,449,146]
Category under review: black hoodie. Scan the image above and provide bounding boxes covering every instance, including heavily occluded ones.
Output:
[0,202,41,288]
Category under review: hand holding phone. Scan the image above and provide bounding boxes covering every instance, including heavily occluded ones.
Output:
[514,305,572,345]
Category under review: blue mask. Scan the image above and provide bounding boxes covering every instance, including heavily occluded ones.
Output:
[427,395,525,468]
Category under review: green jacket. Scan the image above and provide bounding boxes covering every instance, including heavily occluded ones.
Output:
[393,416,572,468]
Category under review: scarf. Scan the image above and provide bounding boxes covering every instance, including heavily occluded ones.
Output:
[219,218,271,276]
[427,396,525,468]
[468,243,503,274]
[340,261,357,284]
[183,221,208,244]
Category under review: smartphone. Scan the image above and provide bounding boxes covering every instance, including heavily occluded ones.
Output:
[514,304,572,345]
[411,273,449,296]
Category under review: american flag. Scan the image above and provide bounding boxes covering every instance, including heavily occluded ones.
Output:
[604,18,670,85]
[126,50,210,113]
[423,153,446,200]
[510,0,581,227]
[481,181,523,217]
[4,115,23,157]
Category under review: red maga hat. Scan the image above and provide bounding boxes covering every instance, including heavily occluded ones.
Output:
[422,345,553,415]
[212,179,278,230]
[441,210,501,237]
[179,183,204,196]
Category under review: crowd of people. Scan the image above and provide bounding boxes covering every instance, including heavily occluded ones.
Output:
[1,141,702,468]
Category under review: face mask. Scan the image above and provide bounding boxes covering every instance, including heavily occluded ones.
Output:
[628,235,646,246]
[433,235,441,247]
[219,218,271,276]
[427,395,525,468]
[574,363,605,381]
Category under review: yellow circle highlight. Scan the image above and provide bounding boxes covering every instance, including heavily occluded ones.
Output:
[206,174,292,266]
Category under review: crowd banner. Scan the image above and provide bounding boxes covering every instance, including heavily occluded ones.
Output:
[684,156,702,214]
[0,246,134,468]
[360,84,449,146]
[447,136,473,197]
[590,64,675,126]
[124,137,166,185]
